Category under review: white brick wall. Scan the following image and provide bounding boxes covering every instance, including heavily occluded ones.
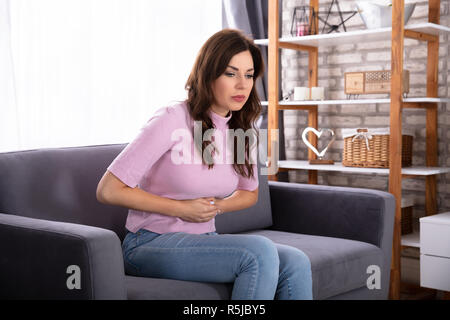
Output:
[280,0,450,222]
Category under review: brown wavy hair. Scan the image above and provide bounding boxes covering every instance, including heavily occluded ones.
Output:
[185,29,264,179]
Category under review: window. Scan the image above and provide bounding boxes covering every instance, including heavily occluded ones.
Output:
[1,0,222,152]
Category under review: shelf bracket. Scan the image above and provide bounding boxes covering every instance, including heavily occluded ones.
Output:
[403,102,435,109]
[404,30,439,42]
[278,42,316,52]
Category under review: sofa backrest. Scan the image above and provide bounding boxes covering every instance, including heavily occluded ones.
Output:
[0,143,272,241]
[215,158,272,234]
[0,144,129,240]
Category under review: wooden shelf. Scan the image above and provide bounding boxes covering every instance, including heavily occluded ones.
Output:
[277,160,450,176]
[261,97,450,107]
[254,23,450,48]
[401,230,420,248]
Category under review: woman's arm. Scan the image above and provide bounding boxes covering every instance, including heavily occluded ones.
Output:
[96,171,181,216]
[214,188,258,214]
[96,171,219,222]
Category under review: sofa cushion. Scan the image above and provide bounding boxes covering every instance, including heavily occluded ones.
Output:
[238,229,384,300]
[125,275,232,300]
[124,230,384,300]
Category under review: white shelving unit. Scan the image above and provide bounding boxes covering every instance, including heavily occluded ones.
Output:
[257,22,450,110]
[402,231,420,248]
[277,160,450,176]
[261,97,450,106]
[254,22,450,47]
[259,18,450,188]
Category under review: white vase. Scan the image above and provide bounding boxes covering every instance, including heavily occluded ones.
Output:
[355,1,416,29]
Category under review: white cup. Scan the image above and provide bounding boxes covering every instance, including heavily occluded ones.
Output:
[294,87,310,100]
[311,87,325,100]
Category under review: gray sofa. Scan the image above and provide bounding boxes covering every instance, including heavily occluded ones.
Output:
[0,143,395,300]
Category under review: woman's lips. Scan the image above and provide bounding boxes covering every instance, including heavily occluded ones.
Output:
[232,95,246,102]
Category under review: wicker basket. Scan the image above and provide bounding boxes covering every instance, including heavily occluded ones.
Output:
[342,128,413,168]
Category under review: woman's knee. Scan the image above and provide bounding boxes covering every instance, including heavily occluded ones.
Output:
[278,245,311,274]
[239,235,280,273]
[242,235,278,256]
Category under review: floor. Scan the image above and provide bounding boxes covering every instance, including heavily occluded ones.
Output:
[400,246,449,300]
[400,282,450,300]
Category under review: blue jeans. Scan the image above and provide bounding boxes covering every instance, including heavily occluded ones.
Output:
[122,229,313,300]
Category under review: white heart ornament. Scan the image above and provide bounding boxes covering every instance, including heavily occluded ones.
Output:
[301,127,336,158]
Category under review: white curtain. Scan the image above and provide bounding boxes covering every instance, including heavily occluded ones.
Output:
[0,0,222,153]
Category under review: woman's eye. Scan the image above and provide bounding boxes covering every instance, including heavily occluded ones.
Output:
[225,72,254,79]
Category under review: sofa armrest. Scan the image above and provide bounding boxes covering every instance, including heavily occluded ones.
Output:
[268,181,395,249]
[0,213,127,299]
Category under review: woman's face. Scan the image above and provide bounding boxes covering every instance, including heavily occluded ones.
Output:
[210,50,254,117]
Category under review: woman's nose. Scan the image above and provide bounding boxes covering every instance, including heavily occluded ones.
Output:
[236,75,248,89]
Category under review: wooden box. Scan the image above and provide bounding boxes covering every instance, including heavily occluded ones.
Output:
[345,70,410,95]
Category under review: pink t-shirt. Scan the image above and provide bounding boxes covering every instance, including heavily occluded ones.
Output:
[107,101,258,234]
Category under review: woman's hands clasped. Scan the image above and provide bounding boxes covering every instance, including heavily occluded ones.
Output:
[177,197,222,223]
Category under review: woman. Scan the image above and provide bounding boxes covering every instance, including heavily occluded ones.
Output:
[96,29,313,300]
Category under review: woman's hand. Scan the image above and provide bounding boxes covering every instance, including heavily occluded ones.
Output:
[177,197,221,223]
